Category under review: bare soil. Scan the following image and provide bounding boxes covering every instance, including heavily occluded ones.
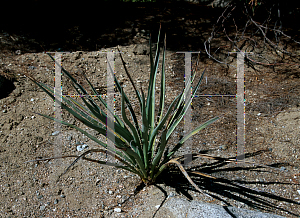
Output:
[1,3,300,217]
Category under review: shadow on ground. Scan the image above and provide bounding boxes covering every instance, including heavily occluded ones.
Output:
[154,150,300,217]
[0,75,16,99]
[1,1,224,53]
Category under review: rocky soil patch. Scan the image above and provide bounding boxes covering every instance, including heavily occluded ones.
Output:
[0,30,300,217]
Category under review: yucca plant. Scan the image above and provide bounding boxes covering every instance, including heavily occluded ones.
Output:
[26,29,221,193]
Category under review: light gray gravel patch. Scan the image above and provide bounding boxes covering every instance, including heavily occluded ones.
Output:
[158,198,287,218]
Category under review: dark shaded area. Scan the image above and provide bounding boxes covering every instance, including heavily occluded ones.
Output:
[0,75,16,99]
[1,1,226,53]
[1,1,300,54]
[1,0,300,54]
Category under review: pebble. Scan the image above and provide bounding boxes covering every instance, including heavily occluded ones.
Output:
[40,205,45,211]
[257,178,264,183]
[51,131,60,136]
[297,190,300,195]
[168,192,175,197]
[60,194,65,198]
[280,167,286,171]
[219,145,228,150]
[108,190,113,195]
[67,136,72,140]
[37,195,43,199]
[54,199,59,204]
[2,109,7,113]
[114,208,122,213]
[77,144,88,152]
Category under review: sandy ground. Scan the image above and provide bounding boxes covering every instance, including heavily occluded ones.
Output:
[1,6,300,215]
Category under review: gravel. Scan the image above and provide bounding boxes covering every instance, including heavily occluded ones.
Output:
[76,144,89,152]
[114,208,122,213]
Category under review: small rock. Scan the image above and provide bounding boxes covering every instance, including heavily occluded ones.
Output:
[68,118,76,125]
[219,145,228,150]
[2,109,7,113]
[168,192,175,197]
[54,199,59,204]
[280,167,286,171]
[133,44,149,55]
[28,66,36,70]
[108,190,113,195]
[297,190,300,195]
[60,194,65,198]
[36,136,43,142]
[67,136,72,141]
[114,208,122,213]
[258,178,264,183]
[16,114,24,122]
[155,205,160,209]
[37,195,43,199]
[30,98,34,102]
[40,205,46,211]
[51,131,60,136]
[77,144,88,152]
